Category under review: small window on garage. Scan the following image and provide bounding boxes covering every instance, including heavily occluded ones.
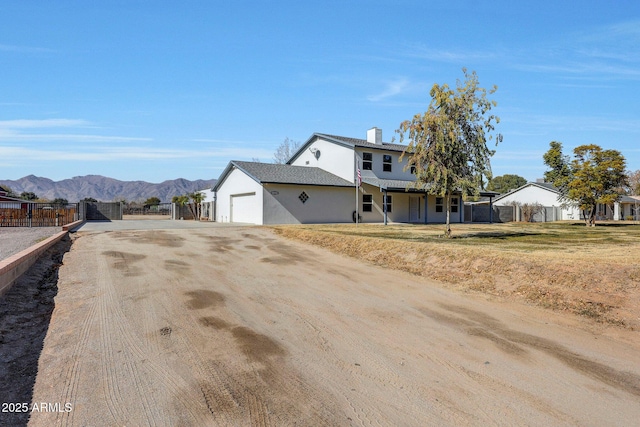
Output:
[362,194,372,212]
[299,191,309,204]
[435,197,443,213]
[363,152,373,170]
[383,154,392,172]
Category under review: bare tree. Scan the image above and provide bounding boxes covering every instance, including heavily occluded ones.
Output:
[273,137,301,164]
[521,202,544,222]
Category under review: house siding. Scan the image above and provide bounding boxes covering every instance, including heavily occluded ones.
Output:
[262,183,354,224]
[290,137,355,182]
[494,184,581,220]
[355,148,414,182]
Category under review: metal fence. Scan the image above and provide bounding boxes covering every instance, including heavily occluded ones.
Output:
[0,202,79,227]
[464,204,514,223]
[123,203,172,216]
[83,202,123,221]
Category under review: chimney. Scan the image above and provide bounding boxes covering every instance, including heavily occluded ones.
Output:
[367,127,382,145]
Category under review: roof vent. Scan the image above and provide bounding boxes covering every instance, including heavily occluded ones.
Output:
[367,127,382,145]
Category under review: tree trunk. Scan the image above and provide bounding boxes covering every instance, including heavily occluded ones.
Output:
[445,193,452,238]
[587,205,597,227]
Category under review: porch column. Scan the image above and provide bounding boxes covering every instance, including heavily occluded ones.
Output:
[424,194,428,224]
[489,196,494,224]
[614,202,620,221]
[383,189,388,225]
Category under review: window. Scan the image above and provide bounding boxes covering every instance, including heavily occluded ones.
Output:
[298,191,309,204]
[451,197,459,213]
[384,195,392,213]
[435,197,443,213]
[383,154,392,172]
[362,152,372,170]
[362,194,372,212]
[410,165,416,174]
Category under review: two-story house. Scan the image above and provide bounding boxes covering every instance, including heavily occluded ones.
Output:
[211,128,467,225]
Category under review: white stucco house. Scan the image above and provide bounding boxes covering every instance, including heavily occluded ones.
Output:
[492,181,581,221]
[210,128,491,225]
[493,181,639,221]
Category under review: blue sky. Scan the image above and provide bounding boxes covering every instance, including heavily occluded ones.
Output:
[1,1,639,183]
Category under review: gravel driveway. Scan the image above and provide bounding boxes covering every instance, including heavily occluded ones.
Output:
[0,227,61,261]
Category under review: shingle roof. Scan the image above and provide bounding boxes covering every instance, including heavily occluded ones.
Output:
[492,181,559,202]
[619,195,640,203]
[316,133,409,153]
[226,161,354,187]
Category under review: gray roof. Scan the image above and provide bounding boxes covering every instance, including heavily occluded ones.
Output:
[215,161,354,190]
[492,181,559,203]
[361,177,499,197]
[316,133,409,153]
[619,195,640,203]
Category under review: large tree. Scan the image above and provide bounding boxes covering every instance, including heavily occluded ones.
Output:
[273,137,301,164]
[20,191,38,201]
[543,142,627,226]
[397,69,501,237]
[486,174,527,194]
[144,196,161,206]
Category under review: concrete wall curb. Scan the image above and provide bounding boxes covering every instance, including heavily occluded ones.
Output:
[63,219,85,231]
[0,230,68,296]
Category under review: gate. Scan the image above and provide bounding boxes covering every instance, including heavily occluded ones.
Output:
[123,202,172,216]
[83,202,123,221]
[0,202,79,227]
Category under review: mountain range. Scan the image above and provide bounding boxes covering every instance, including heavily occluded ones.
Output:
[0,175,217,203]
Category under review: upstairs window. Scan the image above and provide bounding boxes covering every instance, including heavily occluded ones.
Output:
[362,152,372,170]
[383,154,392,172]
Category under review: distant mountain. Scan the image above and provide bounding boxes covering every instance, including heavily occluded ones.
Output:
[0,175,217,203]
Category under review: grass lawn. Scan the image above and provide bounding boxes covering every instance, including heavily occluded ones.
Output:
[272,221,640,329]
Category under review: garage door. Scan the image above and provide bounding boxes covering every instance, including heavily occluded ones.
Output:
[230,192,260,224]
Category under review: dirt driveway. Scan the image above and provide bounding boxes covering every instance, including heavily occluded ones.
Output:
[27,224,640,426]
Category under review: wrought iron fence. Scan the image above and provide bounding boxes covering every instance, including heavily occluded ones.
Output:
[0,202,79,227]
[123,203,172,216]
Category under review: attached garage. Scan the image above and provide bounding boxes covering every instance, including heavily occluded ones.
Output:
[230,192,259,223]
[213,161,354,225]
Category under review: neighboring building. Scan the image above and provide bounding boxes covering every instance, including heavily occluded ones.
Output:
[0,187,33,207]
[492,181,581,221]
[615,195,640,221]
[493,181,638,221]
[211,128,490,225]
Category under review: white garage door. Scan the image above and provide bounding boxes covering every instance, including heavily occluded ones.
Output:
[230,192,260,224]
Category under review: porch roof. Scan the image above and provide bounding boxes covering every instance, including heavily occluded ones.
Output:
[361,177,499,198]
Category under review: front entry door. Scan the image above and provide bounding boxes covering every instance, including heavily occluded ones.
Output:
[409,196,420,222]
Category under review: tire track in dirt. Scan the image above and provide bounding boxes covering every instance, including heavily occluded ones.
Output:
[54,296,98,427]
[97,244,215,425]
[419,302,640,398]
[177,282,342,425]
[177,296,280,425]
